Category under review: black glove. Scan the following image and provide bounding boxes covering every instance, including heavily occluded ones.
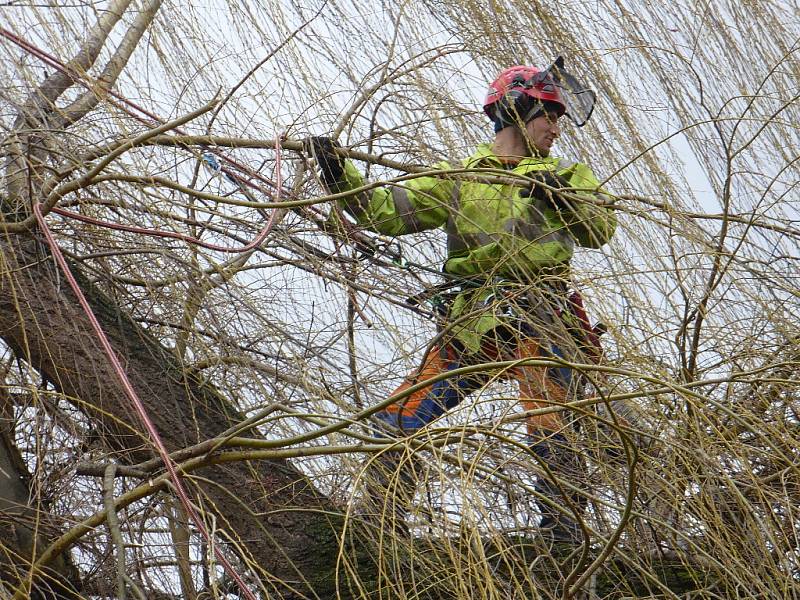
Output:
[305,136,345,189]
[520,171,572,210]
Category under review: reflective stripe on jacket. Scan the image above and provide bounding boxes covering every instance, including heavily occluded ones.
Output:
[334,143,616,353]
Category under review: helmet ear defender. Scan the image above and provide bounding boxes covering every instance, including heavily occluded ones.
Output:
[492,90,540,132]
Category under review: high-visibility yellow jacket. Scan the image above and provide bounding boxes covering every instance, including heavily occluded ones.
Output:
[335,143,617,353]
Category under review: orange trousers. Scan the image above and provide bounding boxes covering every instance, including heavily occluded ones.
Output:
[376,334,572,434]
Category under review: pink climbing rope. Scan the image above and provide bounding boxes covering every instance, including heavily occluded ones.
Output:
[29,131,283,600]
[34,201,258,600]
[0,26,279,196]
[50,134,285,254]
[3,23,290,592]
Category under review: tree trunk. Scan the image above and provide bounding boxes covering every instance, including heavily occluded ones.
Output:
[0,235,351,598]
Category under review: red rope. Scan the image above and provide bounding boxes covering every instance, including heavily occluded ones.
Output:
[34,200,260,599]
[0,27,302,259]
[51,134,285,253]
[28,136,283,598]
[0,26,279,196]
[4,35,284,593]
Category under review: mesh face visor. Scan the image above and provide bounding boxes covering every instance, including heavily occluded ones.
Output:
[541,56,597,127]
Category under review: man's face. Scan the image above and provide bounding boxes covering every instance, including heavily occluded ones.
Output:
[524,111,561,157]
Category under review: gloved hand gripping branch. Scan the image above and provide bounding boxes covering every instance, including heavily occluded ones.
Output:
[521,171,572,210]
[305,136,346,189]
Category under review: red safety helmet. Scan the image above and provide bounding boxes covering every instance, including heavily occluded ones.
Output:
[483,65,566,123]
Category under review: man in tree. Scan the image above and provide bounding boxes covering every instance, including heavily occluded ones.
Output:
[308,60,616,543]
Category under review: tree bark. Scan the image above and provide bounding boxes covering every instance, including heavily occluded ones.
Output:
[0,236,350,598]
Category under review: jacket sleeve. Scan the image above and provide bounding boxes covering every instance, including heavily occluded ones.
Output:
[557,162,617,248]
[331,159,454,236]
